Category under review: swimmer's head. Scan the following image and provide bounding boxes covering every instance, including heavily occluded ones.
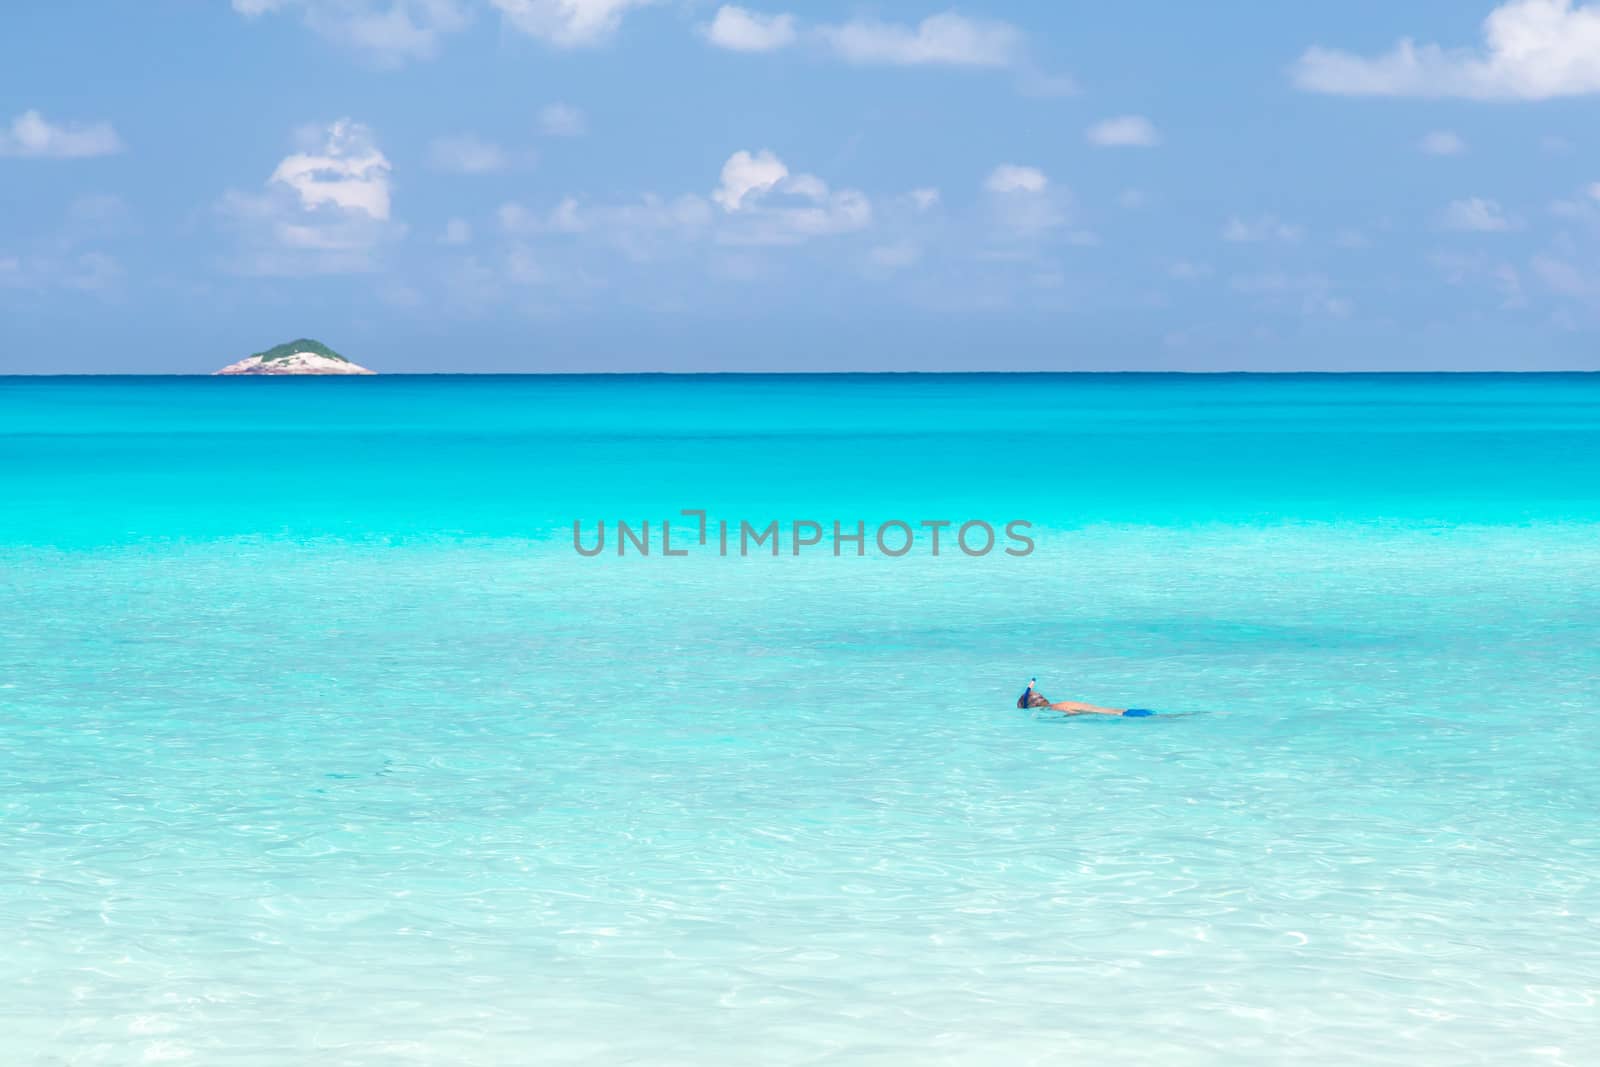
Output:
[1018,680,1050,709]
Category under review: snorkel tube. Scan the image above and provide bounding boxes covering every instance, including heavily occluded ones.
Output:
[1016,677,1038,709]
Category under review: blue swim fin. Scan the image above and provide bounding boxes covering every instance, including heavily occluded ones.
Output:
[1123,708,1155,717]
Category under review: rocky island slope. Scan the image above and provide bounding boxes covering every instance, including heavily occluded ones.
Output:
[215,339,375,376]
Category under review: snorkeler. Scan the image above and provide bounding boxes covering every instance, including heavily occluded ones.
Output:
[1018,678,1155,717]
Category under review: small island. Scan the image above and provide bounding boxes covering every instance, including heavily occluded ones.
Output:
[214,339,376,376]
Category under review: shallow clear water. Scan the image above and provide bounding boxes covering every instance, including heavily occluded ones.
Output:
[2,375,1598,1065]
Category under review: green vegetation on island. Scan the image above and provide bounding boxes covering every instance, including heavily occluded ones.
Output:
[250,339,350,364]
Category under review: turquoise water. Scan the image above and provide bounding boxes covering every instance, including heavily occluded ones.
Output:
[2,374,1598,1064]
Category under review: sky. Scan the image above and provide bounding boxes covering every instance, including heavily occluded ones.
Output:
[3,0,1600,372]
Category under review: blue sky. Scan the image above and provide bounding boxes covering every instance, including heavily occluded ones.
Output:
[3,0,1600,372]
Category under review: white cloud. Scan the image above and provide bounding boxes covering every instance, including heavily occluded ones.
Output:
[0,110,123,158]
[481,148,877,286]
[428,134,510,173]
[1294,0,1600,100]
[1442,197,1513,231]
[704,5,796,52]
[537,103,585,136]
[698,8,1058,90]
[984,164,1047,194]
[907,187,941,211]
[1419,130,1467,156]
[712,149,790,211]
[1222,215,1303,243]
[218,119,403,274]
[718,190,870,246]
[819,12,1022,67]
[983,165,1065,236]
[709,150,870,245]
[231,0,470,65]
[781,173,827,200]
[272,120,393,217]
[490,0,652,47]
[1086,115,1160,148]
[441,218,473,244]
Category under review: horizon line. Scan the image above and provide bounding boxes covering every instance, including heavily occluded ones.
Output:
[4,369,1599,379]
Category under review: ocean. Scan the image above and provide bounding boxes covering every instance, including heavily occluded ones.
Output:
[2,374,1597,1065]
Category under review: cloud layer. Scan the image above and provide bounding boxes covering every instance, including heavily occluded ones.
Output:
[490,0,652,47]
[233,0,652,61]
[1442,197,1513,232]
[0,110,123,158]
[231,0,471,64]
[705,6,796,52]
[1294,0,1600,99]
[819,12,1022,66]
[710,150,871,245]
[1085,115,1159,148]
[219,119,403,274]
[702,6,1025,68]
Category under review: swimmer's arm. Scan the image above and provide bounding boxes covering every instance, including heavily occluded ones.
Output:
[1048,700,1128,716]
